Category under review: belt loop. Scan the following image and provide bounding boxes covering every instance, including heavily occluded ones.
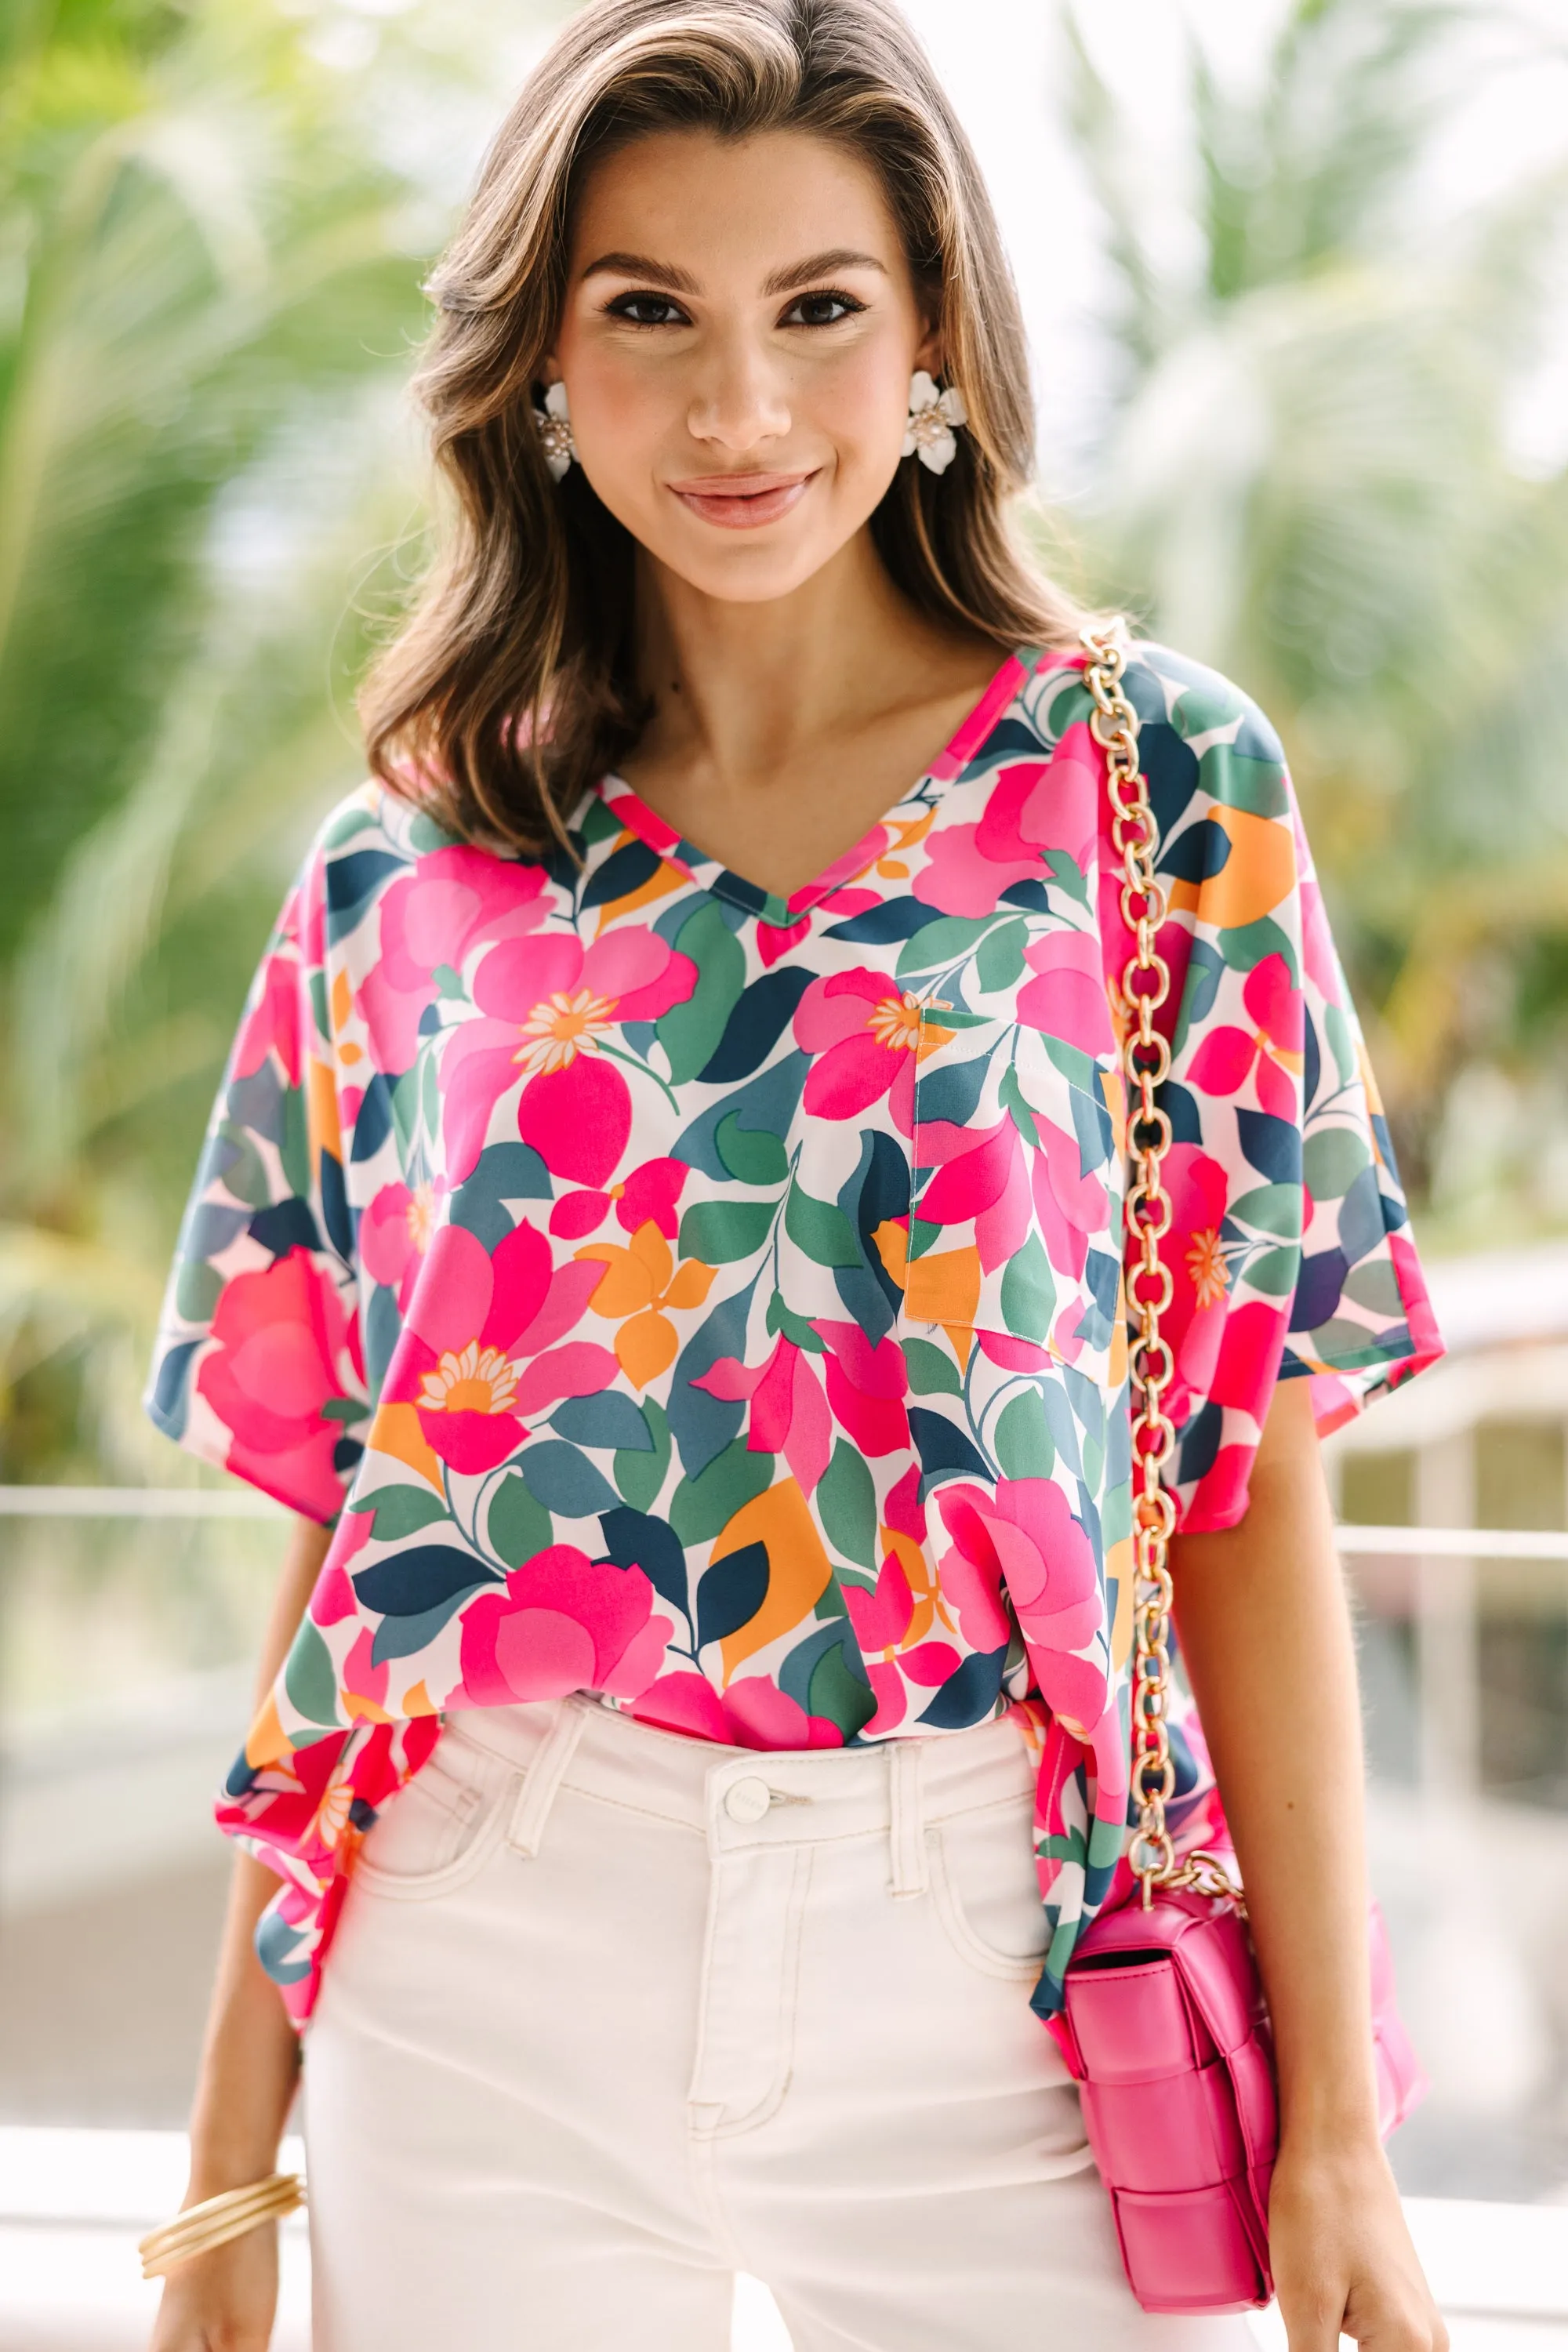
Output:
[506,1700,586,1858]
[887,1741,927,1899]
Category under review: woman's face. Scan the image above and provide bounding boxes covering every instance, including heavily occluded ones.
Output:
[548,129,939,604]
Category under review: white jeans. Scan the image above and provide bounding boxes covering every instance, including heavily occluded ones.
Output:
[303,1696,1251,2350]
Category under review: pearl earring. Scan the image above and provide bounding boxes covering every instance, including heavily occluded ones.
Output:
[534,381,576,481]
[902,369,967,474]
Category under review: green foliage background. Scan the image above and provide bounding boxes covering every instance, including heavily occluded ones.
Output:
[2,0,1565,1485]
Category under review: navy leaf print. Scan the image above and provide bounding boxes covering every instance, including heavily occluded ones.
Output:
[907,1407,991,1496]
[698,967,813,1082]
[696,1542,771,1650]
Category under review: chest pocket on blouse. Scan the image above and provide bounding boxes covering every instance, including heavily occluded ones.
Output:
[904,1002,1123,1374]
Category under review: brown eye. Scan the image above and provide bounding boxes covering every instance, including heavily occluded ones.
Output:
[606,293,689,328]
[782,291,863,328]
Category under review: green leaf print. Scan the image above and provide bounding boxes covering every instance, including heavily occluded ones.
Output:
[817,1438,877,1569]
[1323,1000,1356,1089]
[216,1119,270,1207]
[1302,1126,1370,1200]
[669,1439,774,1547]
[349,1484,449,1541]
[280,1083,311,1201]
[765,1292,826,1352]
[615,1396,672,1512]
[519,1442,619,1519]
[894,913,993,980]
[784,1182,861,1268]
[487,1473,553,1569]
[176,1258,222,1322]
[716,1112,789,1185]
[390,1069,420,1162]
[902,1336,964,1396]
[284,1617,341,1729]
[658,901,746,1082]
[1218,916,1297,982]
[1000,1233,1056,1345]
[995,1387,1055,1480]
[1044,850,1091,908]
[1229,1183,1302,1239]
[1342,1259,1405,1317]
[1247,1244,1301,1296]
[976,916,1029,994]
[808,1638,877,1739]
[679,1198,777,1265]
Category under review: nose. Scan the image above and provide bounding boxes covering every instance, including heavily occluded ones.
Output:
[685,323,791,453]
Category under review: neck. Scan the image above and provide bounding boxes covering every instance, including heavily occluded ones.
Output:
[631,530,960,789]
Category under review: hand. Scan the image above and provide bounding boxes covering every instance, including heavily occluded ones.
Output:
[1269,2140,1446,2352]
[147,2219,279,2352]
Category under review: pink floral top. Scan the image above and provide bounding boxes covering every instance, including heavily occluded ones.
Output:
[147,644,1441,2026]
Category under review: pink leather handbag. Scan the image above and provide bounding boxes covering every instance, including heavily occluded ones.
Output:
[1056,635,1428,2316]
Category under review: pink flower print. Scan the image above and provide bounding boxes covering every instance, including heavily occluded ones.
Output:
[629,1671,842,1749]
[1016,929,1114,1054]
[441,927,696,1186]
[548,1156,688,1243]
[1140,1144,1233,1423]
[694,1337,832,1495]
[234,924,303,1085]
[196,1249,361,1522]
[794,967,952,1134]
[808,1319,911,1455]
[1029,1116,1108,1285]
[454,1546,673,1707]
[1186,953,1305,1122]
[757,914,812,967]
[914,822,1038,916]
[340,1625,390,1724]
[841,1526,961,1735]
[387,1219,615,1474]
[916,1114,1030,1272]
[976,739,1098,873]
[359,1178,439,1308]
[358,846,553,1072]
[938,1479,1105,1730]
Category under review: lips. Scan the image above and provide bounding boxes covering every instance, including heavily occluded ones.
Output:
[666,470,815,529]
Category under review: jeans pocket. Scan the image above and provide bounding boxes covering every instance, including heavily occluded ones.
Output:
[353,1727,514,1900]
[929,1794,1048,1979]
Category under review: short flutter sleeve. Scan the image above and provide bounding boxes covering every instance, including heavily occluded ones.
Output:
[144,834,368,1523]
[1109,646,1443,1534]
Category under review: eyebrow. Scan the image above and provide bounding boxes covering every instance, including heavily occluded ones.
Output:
[577,247,890,296]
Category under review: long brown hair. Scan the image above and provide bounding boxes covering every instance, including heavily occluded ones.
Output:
[361,0,1089,855]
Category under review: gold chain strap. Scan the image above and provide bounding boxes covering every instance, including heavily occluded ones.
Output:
[1080,627,1241,1913]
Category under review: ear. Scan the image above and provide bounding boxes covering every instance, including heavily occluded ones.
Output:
[913,306,944,380]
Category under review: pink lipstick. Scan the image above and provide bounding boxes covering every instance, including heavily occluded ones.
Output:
[666,470,815,529]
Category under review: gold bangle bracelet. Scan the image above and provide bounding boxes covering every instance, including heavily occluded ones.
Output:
[138,2173,305,2280]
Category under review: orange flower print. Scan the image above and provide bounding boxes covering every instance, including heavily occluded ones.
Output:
[1186,1228,1229,1310]
[575,1220,717,1388]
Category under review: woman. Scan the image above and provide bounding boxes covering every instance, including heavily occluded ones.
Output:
[143,2,1448,2347]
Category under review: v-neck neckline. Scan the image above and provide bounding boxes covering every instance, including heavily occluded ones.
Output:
[597,647,1036,928]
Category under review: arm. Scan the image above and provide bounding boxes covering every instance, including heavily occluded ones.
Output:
[1171,1378,1446,2352]
[150,1512,332,2352]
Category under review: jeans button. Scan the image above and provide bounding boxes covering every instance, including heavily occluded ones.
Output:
[724,1776,772,1825]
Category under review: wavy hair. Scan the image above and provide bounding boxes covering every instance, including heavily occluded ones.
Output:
[361,0,1089,853]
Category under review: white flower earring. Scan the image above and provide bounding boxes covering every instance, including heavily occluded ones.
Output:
[902,369,967,474]
[534,380,575,481]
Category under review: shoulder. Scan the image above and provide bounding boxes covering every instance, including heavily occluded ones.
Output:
[292,779,539,942]
[1118,642,1294,831]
